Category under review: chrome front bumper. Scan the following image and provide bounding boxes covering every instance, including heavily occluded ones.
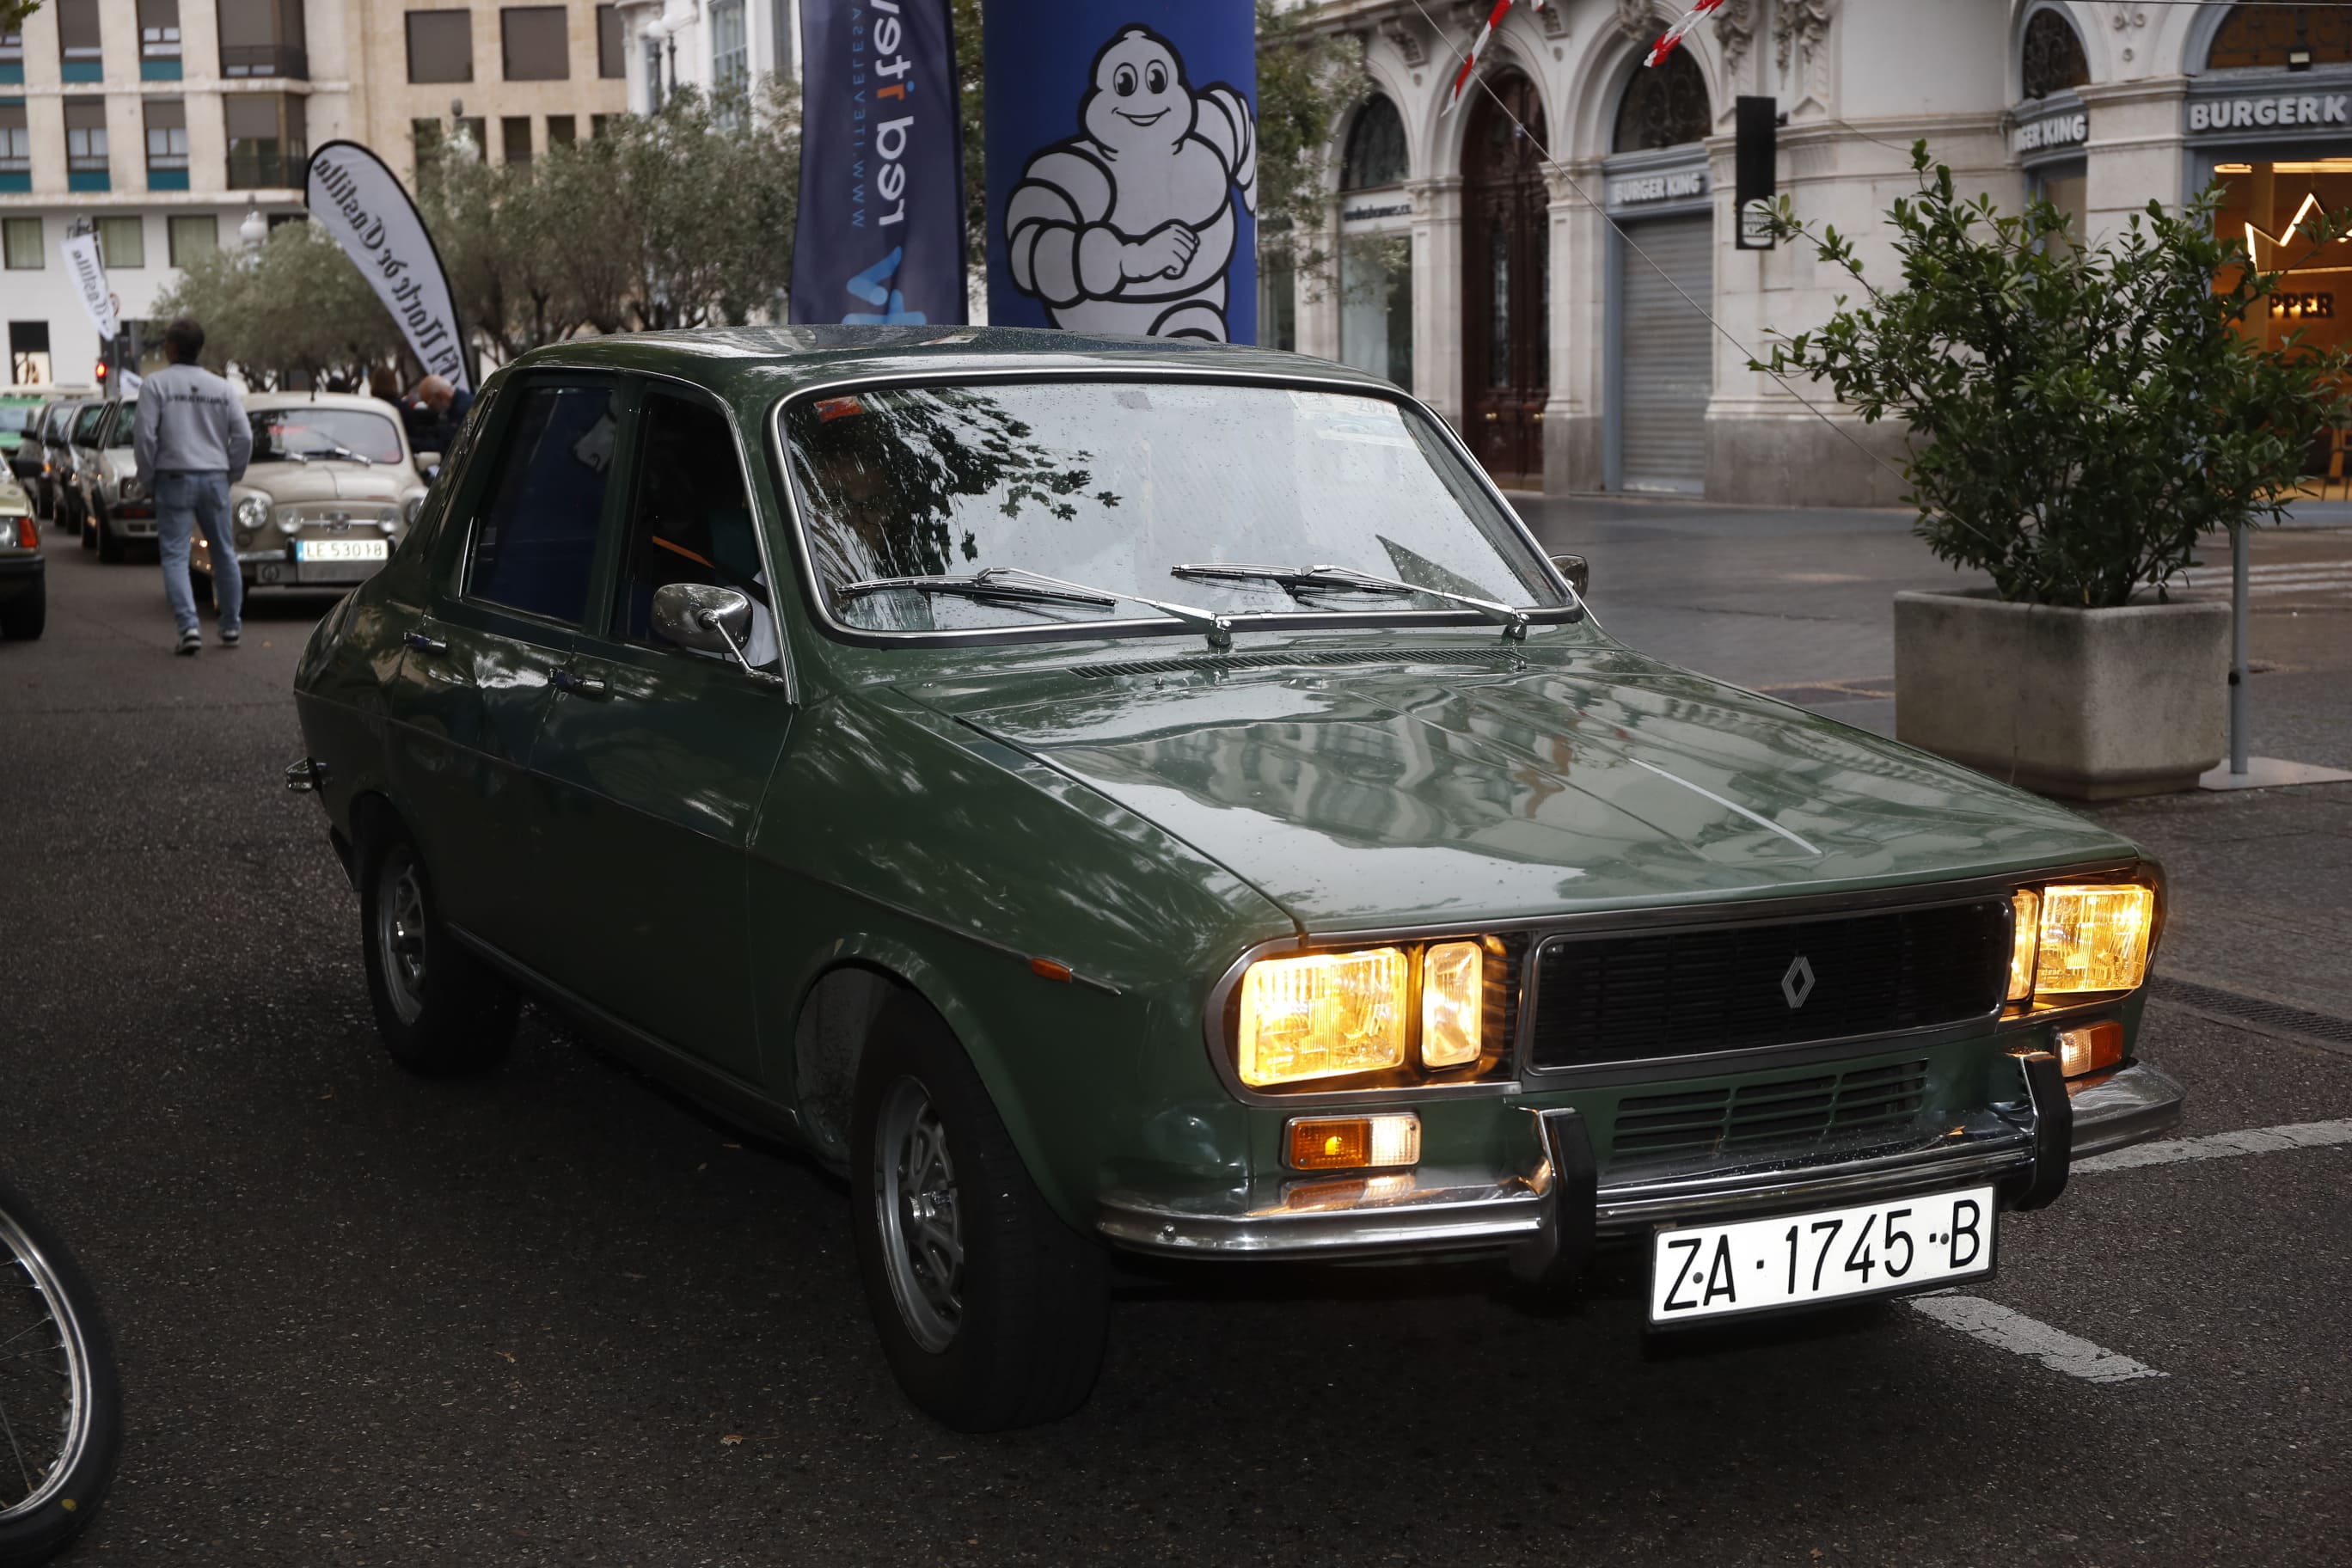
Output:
[1095,1058,2183,1264]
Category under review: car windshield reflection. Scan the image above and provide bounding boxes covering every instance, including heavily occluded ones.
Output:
[248,408,406,466]
[783,379,1567,638]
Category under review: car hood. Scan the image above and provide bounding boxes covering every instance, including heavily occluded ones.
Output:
[238,463,416,504]
[900,643,2135,934]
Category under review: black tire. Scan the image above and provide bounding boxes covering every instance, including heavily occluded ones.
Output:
[0,582,41,640]
[850,1000,1109,1431]
[358,826,518,1075]
[0,1174,124,1566]
[94,514,122,564]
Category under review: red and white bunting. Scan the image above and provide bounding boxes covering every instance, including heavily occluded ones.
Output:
[1442,0,1550,115]
[1646,0,1727,69]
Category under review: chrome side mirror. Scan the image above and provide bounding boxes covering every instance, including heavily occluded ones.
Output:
[652,582,756,671]
[1549,553,1590,599]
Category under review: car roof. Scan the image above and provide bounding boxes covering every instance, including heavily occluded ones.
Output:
[242,392,402,413]
[498,325,1398,408]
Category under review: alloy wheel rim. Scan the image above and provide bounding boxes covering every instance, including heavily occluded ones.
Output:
[377,852,428,1024]
[0,1207,94,1524]
[874,1079,964,1353]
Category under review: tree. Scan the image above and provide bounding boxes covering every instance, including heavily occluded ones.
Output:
[150,220,403,390]
[1759,144,2349,608]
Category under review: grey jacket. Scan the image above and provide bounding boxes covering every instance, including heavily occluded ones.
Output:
[133,363,252,484]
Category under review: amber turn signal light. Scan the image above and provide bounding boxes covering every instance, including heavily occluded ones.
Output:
[1284,1112,1422,1171]
[2056,1020,2124,1079]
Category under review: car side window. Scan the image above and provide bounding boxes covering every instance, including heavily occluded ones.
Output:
[610,393,777,667]
[463,382,619,624]
[72,406,105,444]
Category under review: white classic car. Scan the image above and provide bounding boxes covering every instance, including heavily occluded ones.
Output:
[193,393,431,597]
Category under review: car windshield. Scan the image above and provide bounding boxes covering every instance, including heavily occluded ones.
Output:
[71,407,107,443]
[248,407,405,465]
[785,379,1565,637]
[0,407,34,434]
[105,401,135,445]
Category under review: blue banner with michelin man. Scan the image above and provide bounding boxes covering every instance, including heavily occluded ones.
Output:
[985,0,1258,342]
[790,0,967,326]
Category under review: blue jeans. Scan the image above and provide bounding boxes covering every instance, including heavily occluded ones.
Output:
[156,471,242,638]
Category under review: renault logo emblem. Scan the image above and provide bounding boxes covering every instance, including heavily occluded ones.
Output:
[1781,955,1816,1009]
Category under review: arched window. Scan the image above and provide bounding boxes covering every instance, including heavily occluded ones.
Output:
[2208,5,2352,70]
[1613,48,1709,153]
[2020,9,2090,100]
[1341,94,1407,190]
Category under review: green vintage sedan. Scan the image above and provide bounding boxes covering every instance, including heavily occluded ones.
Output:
[290,327,2182,1430]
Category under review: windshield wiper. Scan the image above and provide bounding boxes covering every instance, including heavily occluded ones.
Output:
[1171,561,1530,640]
[838,566,1234,648]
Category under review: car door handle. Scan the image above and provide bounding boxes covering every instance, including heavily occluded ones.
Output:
[402,629,448,655]
[551,668,609,699]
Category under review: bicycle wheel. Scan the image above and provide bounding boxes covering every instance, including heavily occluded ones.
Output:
[0,1176,122,1565]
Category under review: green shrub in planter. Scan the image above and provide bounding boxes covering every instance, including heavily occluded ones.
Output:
[1758,143,2347,609]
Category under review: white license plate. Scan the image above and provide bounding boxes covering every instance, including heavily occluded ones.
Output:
[297,538,388,562]
[1650,1185,1996,1325]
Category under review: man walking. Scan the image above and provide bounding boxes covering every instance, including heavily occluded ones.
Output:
[133,317,250,656]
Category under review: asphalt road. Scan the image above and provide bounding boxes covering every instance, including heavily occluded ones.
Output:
[3,531,2349,1565]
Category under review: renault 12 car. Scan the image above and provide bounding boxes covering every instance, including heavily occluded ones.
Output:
[288,327,2184,1432]
[193,393,429,598]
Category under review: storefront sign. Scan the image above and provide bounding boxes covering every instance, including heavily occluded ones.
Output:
[1340,199,1412,225]
[2272,291,2336,319]
[2188,95,2351,135]
[1608,168,1707,206]
[2012,112,2087,155]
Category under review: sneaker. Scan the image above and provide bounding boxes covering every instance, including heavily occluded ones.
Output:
[220,628,241,646]
[175,629,202,657]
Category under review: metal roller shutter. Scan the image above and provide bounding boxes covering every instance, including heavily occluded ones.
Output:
[1617,213,1714,494]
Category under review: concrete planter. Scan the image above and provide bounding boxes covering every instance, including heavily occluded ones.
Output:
[1892,591,2231,800]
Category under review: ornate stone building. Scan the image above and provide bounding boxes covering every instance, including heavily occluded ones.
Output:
[1273,2,2330,505]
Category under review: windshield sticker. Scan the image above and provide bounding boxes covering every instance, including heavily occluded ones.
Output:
[815,395,867,423]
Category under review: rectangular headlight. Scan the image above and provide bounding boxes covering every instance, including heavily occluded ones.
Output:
[1421,940,1484,1069]
[2032,885,2156,995]
[1237,948,1409,1087]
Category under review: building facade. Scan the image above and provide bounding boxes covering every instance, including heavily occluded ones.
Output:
[3,0,349,384]
[612,0,797,114]
[3,1,628,387]
[1277,1,2352,504]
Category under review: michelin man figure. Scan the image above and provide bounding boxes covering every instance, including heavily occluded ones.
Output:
[1005,26,1259,340]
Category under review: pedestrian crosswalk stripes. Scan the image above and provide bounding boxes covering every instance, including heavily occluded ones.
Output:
[2177,558,2352,597]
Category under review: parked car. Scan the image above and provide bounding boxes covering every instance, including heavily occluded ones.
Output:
[0,468,42,640]
[193,393,429,598]
[50,401,115,542]
[290,327,2185,1432]
[81,397,156,563]
[0,392,46,475]
[23,399,97,530]
[0,1173,124,1564]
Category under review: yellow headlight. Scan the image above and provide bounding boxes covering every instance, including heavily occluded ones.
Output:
[1421,940,1484,1069]
[2007,889,2040,1002]
[1237,948,1409,1087]
[2032,885,2155,995]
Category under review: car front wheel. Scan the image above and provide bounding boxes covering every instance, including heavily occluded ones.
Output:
[851,1000,1109,1431]
[358,827,518,1075]
[94,512,122,563]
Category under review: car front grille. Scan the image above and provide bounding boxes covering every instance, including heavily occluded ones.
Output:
[1526,899,2011,1072]
[1608,1059,1932,1166]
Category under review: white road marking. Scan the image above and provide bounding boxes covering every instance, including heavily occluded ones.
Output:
[1906,1295,2166,1382]
[2074,1118,2352,1174]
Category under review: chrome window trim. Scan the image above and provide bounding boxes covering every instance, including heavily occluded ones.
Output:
[1196,856,2149,1108]
[762,364,1586,652]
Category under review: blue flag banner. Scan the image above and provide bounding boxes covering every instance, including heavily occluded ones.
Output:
[985,0,1258,342]
[790,0,967,326]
